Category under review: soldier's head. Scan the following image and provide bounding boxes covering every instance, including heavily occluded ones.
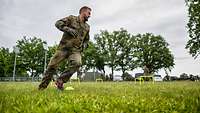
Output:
[79,6,91,22]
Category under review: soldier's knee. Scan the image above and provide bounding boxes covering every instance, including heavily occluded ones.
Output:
[70,60,82,67]
[68,61,80,72]
[68,52,82,68]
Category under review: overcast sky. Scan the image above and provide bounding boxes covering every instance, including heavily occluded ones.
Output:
[0,0,199,76]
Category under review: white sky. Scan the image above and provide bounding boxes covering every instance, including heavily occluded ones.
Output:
[0,0,199,76]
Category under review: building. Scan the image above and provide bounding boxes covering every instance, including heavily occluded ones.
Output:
[82,72,102,81]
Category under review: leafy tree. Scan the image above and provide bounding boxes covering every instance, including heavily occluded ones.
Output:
[122,72,134,81]
[133,33,174,74]
[16,36,46,77]
[82,41,106,74]
[46,45,57,63]
[82,41,97,71]
[185,0,200,58]
[0,47,27,77]
[0,47,13,77]
[180,73,189,80]
[94,30,119,80]
[114,28,137,75]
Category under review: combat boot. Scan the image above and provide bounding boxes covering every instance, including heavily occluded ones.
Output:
[55,79,64,90]
[38,75,52,90]
[38,68,56,90]
[55,70,74,90]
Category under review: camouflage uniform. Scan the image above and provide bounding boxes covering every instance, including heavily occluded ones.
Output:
[39,15,90,89]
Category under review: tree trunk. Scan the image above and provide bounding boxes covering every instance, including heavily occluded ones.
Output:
[122,65,125,75]
[102,68,105,75]
[111,66,114,80]
[31,69,34,77]
[121,65,125,80]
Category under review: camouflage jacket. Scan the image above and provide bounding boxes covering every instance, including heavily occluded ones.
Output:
[55,15,90,51]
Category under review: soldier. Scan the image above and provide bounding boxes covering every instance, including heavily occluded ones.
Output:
[38,6,91,90]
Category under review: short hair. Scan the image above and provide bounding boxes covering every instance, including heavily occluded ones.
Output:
[79,6,91,14]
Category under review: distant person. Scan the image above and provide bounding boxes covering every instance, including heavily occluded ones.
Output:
[38,6,91,90]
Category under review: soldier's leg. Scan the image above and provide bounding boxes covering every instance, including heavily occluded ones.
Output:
[56,52,81,89]
[38,50,68,90]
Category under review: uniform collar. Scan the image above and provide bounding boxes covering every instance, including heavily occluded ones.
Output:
[77,15,86,23]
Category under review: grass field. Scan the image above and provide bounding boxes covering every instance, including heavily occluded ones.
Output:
[0,81,200,113]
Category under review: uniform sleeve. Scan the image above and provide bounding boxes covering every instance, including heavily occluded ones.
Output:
[83,29,90,49]
[55,15,72,32]
[84,31,90,44]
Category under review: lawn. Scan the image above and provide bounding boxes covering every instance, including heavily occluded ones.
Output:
[0,81,200,113]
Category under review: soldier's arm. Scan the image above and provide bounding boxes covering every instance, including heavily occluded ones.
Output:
[55,16,70,32]
[83,30,90,49]
[55,15,77,37]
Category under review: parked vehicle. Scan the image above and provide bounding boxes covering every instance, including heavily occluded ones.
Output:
[153,75,163,82]
[113,75,123,81]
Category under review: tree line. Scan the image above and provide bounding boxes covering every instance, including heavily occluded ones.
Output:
[0,28,175,80]
[1,0,199,80]
[185,0,200,59]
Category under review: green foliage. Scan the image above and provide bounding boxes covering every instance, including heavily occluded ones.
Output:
[133,33,174,73]
[185,0,200,58]
[0,47,27,77]
[94,28,136,79]
[0,47,13,77]
[0,29,174,78]
[82,41,107,80]
[94,30,119,79]
[114,28,136,74]
[122,72,134,81]
[0,82,200,113]
[82,41,98,71]
[91,29,174,77]
[16,36,46,77]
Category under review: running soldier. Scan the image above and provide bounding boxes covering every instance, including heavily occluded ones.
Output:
[38,6,91,90]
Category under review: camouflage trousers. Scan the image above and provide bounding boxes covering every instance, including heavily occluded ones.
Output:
[39,49,81,89]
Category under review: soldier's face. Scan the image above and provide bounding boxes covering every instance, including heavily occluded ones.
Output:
[83,9,91,21]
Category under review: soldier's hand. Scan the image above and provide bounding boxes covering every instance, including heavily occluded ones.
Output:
[68,28,78,37]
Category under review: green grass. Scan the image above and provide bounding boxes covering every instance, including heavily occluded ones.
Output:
[0,81,200,113]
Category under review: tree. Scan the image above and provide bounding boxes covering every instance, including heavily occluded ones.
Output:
[0,47,13,77]
[16,36,46,77]
[133,33,174,74]
[82,41,106,74]
[164,68,170,81]
[94,30,119,80]
[122,72,134,81]
[114,28,137,75]
[180,73,189,80]
[82,41,97,71]
[0,47,27,77]
[185,0,200,58]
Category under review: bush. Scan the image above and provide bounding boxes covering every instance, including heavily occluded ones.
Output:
[122,72,134,81]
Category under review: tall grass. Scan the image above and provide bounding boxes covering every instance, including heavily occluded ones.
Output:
[0,82,200,113]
